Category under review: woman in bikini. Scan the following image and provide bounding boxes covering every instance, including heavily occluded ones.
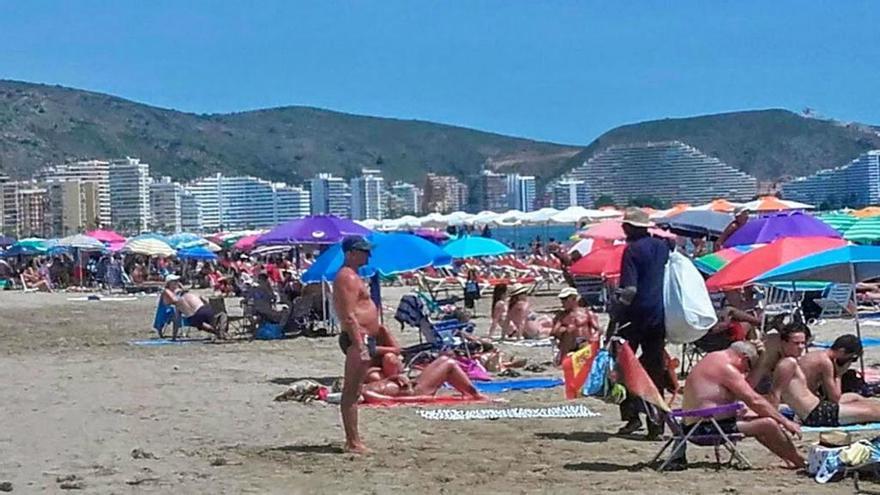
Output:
[505,285,553,340]
[362,355,487,402]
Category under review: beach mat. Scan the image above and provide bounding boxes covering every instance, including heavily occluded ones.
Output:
[472,377,563,394]
[68,295,137,302]
[419,403,600,421]
[803,422,880,433]
[814,337,880,349]
[362,395,494,408]
[128,338,209,346]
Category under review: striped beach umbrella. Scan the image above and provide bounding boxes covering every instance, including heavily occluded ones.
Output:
[845,217,880,244]
[817,212,857,234]
[694,244,762,274]
[853,207,880,218]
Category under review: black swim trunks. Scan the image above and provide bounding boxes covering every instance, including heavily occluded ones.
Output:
[684,417,739,436]
[801,400,840,427]
[188,305,215,329]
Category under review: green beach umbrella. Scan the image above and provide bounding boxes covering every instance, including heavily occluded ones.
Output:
[844,217,880,244]
[817,212,857,234]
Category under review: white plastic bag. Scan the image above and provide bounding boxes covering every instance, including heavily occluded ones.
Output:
[663,251,717,344]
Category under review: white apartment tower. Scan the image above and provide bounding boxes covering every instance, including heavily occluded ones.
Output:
[351,168,385,220]
[310,173,350,217]
[109,158,151,233]
[150,177,183,233]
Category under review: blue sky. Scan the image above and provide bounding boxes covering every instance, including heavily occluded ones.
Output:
[0,1,877,144]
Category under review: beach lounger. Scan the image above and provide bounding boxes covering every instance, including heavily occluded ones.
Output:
[814,283,855,320]
[651,402,751,471]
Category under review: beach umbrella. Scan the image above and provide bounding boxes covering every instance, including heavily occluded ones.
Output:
[469,210,501,226]
[122,237,175,257]
[167,232,210,250]
[232,234,261,251]
[852,207,880,218]
[577,220,676,242]
[706,237,847,291]
[570,244,626,278]
[650,203,691,219]
[723,211,841,248]
[754,244,880,376]
[655,210,733,237]
[490,209,527,226]
[844,217,880,244]
[58,234,105,250]
[355,218,382,230]
[739,196,813,212]
[691,199,742,212]
[86,229,126,244]
[523,207,560,224]
[391,215,422,230]
[178,246,218,261]
[445,211,475,227]
[1,238,49,256]
[443,236,513,259]
[256,214,371,246]
[301,232,453,282]
[419,212,450,228]
[818,212,858,234]
[693,245,763,275]
[0,235,15,248]
[551,206,619,224]
[129,232,173,245]
[412,228,450,243]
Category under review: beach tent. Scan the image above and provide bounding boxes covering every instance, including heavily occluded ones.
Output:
[443,236,513,259]
[257,215,371,245]
[739,196,813,212]
[723,211,840,248]
[302,232,452,283]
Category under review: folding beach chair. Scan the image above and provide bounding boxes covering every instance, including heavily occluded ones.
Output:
[652,402,751,471]
[401,319,476,371]
[573,275,607,311]
[814,283,855,320]
[208,296,255,339]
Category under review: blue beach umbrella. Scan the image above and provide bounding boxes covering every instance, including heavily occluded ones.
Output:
[301,232,452,283]
[443,235,513,259]
[168,232,209,250]
[178,246,218,261]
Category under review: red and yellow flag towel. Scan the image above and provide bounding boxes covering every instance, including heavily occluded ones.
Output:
[614,342,671,412]
[562,341,600,399]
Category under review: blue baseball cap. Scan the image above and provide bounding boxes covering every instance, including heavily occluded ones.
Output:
[342,236,372,253]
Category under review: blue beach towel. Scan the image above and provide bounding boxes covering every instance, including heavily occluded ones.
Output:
[128,338,208,346]
[472,377,563,394]
[813,337,880,349]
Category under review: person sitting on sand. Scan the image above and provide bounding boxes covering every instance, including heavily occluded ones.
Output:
[504,285,553,340]
[551,287,599,364]
[798,334,863,401]
[361,355,487,402]
[162,275,227,339]
[769,325,880,428]
[22,262,51,292]
[674,341,803,470]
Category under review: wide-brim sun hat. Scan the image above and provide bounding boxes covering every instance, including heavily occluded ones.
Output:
[621,207,653,228]
[510,284,530,297]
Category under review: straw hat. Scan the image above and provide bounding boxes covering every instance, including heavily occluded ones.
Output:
[558,287,579,299]
[509,284,530,297]
[622,207,653,228]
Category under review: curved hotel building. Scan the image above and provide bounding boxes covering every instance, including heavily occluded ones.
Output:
[782,150,880,208]
[565,141,757,206]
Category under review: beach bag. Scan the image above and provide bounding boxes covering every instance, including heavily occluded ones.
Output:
[255,322,284,340]
[663,251,717,344]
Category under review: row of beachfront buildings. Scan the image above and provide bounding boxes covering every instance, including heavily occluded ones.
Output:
[1,143,878,237]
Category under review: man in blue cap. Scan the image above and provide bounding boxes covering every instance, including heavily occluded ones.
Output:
[334,236,401,454]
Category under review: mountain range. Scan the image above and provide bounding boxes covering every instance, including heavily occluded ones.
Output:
[1,79,878,189]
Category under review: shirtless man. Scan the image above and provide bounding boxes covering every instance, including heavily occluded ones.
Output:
[362,356,486,402]
[161,275,226,339]
[798,334,863,401]
[676,341,803,469]
[551,287,600,362]
[770,326,880,427]
[333,237,402,454]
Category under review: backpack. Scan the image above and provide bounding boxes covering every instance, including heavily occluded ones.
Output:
[663,251,717,344]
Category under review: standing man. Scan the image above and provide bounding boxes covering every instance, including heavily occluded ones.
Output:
[615,208,672,439]
[715,207,750,250]
[334,236,402,454]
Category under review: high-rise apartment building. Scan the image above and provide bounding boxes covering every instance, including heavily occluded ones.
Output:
[109,158,151,233]
[476,170,509,213]
[36,159,111,226]
[310,173,350,217]
[46,180,99,236]
[782,150,880,208]
[1,181,49,237]
[351,169,385,220]
[550,179,589,210]
[422,174,469,213]
[150,177,183,233]
[185,174,222,230]
[386,181,422,217]
[506,174,537,212]
[568,141,757,205]
[186,174,310,230]
[180,190,203,232]
[273,183,311,222]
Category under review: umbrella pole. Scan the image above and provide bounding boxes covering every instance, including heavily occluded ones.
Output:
[851,262,866,377]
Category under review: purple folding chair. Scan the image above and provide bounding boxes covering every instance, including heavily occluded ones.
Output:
[651,402,751,471]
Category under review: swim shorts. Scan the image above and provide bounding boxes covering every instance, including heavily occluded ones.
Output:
[684,417,738,436]
[801,400,840,427]
[188,305,215,329]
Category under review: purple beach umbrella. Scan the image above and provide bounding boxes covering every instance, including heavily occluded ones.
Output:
[255,215,372,246]
[0,235,15,248]
[723,211,841,248]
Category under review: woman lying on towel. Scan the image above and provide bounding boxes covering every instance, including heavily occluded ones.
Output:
[362,356,488,403]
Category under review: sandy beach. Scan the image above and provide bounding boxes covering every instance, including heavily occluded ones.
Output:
[0,285,873,494]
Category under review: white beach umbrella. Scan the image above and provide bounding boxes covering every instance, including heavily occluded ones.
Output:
[492,209,527,226]
[523,207,560,224]
[445,211,474,226]
[468,210,501,226]
[122,238,176,257]
[58,234,106,250]
[420,212,450,228]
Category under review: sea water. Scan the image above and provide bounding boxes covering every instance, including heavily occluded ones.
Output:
[488,225,578,251]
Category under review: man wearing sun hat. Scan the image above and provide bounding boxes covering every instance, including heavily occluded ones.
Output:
[551,287,599,361]
[614,207,673,439]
